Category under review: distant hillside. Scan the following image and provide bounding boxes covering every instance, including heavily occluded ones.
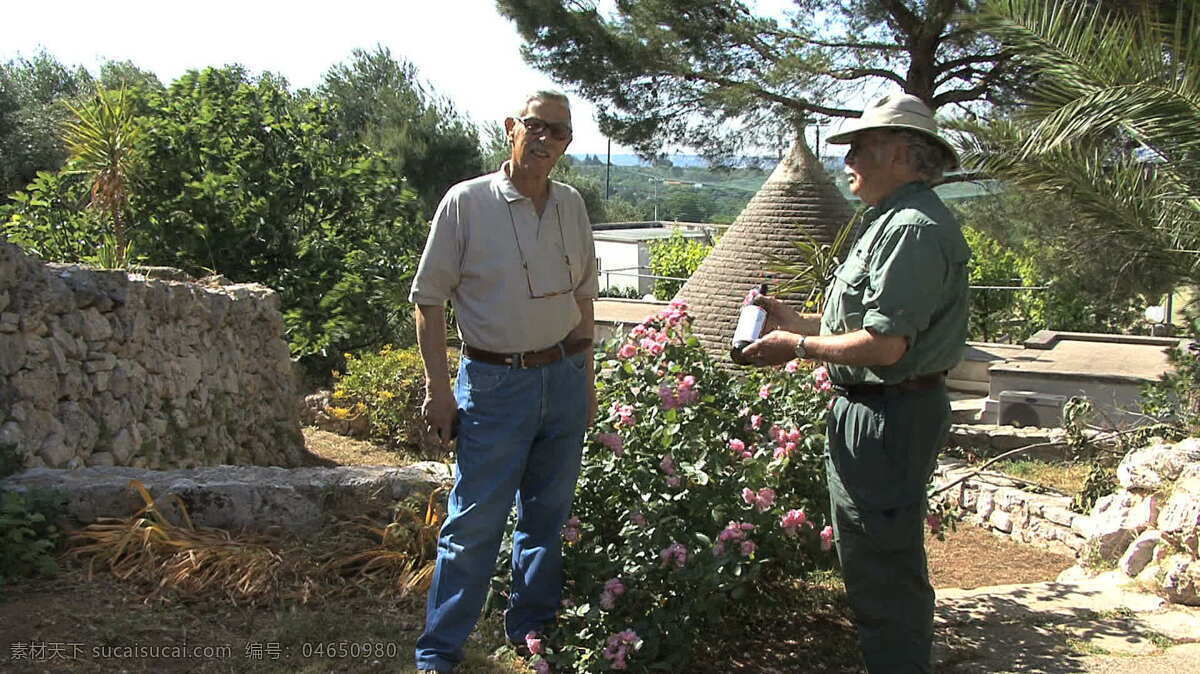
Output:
[567,157,1000,224]
[570,153,781,169]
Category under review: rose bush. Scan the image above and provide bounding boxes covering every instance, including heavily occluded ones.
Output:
[525,301,837,672]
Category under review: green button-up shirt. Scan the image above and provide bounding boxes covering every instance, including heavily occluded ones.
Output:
[821,181,971,385]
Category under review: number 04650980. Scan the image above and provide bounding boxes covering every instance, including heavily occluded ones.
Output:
[300,642,399,659]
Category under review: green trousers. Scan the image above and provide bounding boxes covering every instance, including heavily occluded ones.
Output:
[825,386,950,674]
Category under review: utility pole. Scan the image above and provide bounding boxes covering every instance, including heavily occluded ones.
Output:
[605,138,612,200]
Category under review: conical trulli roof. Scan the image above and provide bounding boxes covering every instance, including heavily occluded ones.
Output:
[674,135,855,364]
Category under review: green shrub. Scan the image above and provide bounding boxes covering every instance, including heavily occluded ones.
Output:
[0,490,64,587]
[330,344,458,454]
[0,445,64,588]
[1140,337,1200,437]
[647,231,711,300]
[1,67,427,380]
[598,286,643,299]
[518,301,837,672]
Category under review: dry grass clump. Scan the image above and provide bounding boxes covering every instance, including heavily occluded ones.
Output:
[322,487,446,597]
[66,480,445,605]
[68,481,287,603]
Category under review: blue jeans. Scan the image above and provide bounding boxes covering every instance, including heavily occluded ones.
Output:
[415,351,589,671]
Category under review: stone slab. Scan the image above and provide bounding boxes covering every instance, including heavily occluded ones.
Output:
[0,463,452,535]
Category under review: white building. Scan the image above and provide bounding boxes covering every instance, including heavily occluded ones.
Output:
[592,222,717,297]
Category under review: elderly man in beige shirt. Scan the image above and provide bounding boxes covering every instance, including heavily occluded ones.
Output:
[410,90,598,674]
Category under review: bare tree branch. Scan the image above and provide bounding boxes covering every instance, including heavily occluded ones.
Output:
[936,53,1008,74]
[829,67,908,87]
[686,72,861,118]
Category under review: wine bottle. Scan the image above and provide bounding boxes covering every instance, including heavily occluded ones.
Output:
[729,283,768,365]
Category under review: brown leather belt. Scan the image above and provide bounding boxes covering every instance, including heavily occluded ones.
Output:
[463,338,592,369]
[834,372,946,397]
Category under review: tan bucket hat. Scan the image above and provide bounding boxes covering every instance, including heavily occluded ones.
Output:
[826,93,959,169]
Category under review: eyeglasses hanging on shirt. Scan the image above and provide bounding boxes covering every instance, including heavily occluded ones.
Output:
[507,201,576,299]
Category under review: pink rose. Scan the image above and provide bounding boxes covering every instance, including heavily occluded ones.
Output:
[617,342,638,359]
[780,509,809,536]
[812,366,833,393]
[629,511,647,527]
[926,513,942,535]
[740,540,757,557]
[749,413,763,430]
[785,358,800,373]
[525,632,544,655]
[599,590,616,610]
[602,630,640,669]
[758,384,772,399]
[659,542,688,569]
[658,385,680,410]
[820,525,834,551]
[756,488,775,511]
[596,432,624,456]
[604,577,627,596]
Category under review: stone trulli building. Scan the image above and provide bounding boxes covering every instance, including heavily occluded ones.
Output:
[672,134,855,365]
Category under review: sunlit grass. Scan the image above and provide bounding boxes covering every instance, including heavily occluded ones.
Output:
[989,459,1090,494]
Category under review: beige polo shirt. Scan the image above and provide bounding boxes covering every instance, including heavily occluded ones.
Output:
[408,163,599,354]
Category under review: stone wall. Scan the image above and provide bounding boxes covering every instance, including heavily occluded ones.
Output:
[0,242,305,470]
[933,460,1089,557]
[1077,437,1200,605]
[936,436,1200,606]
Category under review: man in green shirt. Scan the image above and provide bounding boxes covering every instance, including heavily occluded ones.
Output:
[743,93,970,673]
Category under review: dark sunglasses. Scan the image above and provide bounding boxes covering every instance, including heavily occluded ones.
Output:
[518,115,573,141]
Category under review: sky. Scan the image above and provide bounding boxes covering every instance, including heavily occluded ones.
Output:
[2,0,835,159]
[2,1,624,155]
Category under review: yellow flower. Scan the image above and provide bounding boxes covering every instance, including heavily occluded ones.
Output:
[332,389,348,399]
[379,390,396,400]
[329,406,352,420]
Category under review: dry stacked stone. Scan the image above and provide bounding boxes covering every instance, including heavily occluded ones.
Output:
[1078,437,1200,605]
[0,241,305,470]
[673,135,854,364]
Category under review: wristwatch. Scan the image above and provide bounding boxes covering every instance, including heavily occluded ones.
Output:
[794,335,808,359]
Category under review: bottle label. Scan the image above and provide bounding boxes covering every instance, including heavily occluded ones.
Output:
[732,305,767,344]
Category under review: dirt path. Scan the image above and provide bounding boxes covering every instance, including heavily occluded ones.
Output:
[935,573,1200,673]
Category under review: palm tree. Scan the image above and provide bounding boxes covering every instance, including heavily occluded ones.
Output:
[954,0,1200,295]
[62,87,142,268]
